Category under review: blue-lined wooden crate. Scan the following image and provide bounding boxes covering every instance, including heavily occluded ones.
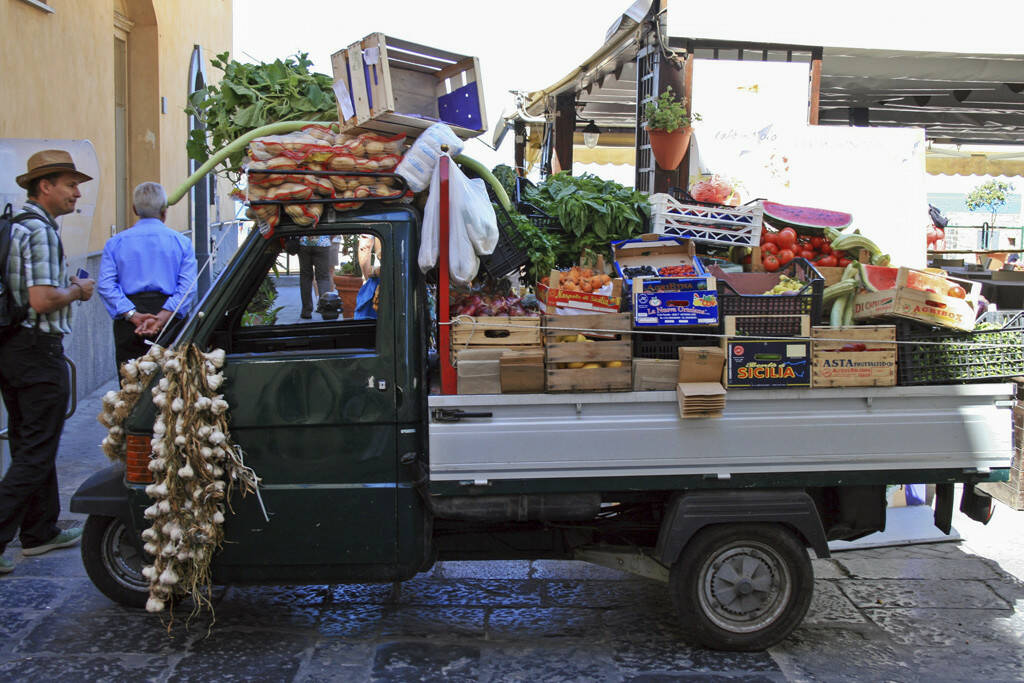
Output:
[330,33,486,140]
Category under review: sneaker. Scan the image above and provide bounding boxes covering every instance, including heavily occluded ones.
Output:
[300,310,312,320]
[0,556,12,574]
[22,528,83,557]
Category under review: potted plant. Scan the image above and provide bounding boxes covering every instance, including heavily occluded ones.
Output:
[333,236,363,317]
[644,86,700,171]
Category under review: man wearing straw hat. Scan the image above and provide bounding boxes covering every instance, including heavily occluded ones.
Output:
[0,150,96,574]
[97,181,197,369]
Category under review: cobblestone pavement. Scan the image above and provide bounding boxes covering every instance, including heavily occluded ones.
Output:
[1,380,1023,682]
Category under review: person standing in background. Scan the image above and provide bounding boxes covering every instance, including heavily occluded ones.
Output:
[97,182,197,370]
[297,234,333,319]
[0,150,96,574]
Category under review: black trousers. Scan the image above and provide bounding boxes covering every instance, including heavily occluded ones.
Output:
[113,291,183,371]
[297,245,333,315]
[0,327,68,555]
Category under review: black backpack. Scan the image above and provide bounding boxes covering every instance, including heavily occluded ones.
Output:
[0,203,31,334]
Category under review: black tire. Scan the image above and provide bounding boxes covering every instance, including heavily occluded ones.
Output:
[669,523,813,651]
[81,515,150,609]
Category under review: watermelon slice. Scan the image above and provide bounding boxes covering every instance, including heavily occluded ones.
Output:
[762,201,853,233]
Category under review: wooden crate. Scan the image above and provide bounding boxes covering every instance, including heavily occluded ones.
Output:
[331,33,486,140]
[451,316,541,349]
[544,313,632,392]
[811,325,896,388]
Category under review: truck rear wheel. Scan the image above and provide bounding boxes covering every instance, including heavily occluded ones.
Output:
[669,523,813,651]
[81,515,150,609]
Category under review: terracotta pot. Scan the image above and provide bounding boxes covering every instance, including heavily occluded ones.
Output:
[646,126,692,171]
[333,275,362,318]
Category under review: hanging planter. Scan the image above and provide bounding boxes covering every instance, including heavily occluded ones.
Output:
[644,86,700,172]
[647,126,693,171]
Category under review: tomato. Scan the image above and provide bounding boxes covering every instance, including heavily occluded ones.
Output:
[838,257,852,267]
[817,255,838,268]
[776,228,798,250]
[762,254,780,272]
[777,248,795,265]
[820,243,832,254]
[800,249,816,261]
[947,284,966,299]
[761,231,777,246]
[762,242,780,255]
[810,236,823,248]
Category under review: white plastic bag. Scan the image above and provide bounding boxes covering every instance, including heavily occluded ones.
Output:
[397,123,465,192]
[449,166,498,257]
[417,154,496,285]
[418,158,441,273]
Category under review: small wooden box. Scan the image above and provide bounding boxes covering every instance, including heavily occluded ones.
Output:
[811,325,897,388]
[632,358,680,391]
[451,316,542,348]
[500,349,545,393]
[331,33,486,140]
[456,348,508,395]
[544,313,632,392]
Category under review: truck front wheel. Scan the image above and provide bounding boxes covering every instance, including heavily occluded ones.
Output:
[81,514,150,609]
[669,523,813,651]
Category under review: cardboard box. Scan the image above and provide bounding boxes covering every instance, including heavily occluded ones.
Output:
[725,339,811,388]
[677,382,727,418]
[537,273,622,315]
[456,348,508,394]
[678,346,726,383]
[811,325,896,387]
[451,316,541,348]
[632,358,680,391]
[633,278,719,327]
[612,234,710,294]
[331,34,486,140]
[852,267,980,332]
[676,346,727,417]
[499,349,545,393]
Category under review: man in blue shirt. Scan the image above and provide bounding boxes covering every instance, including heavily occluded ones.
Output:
[97,182,197,370]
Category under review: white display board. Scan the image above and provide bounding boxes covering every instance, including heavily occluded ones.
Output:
[0,139,100,258]
[689,62,928,268]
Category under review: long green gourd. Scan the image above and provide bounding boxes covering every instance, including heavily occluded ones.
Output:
[167,123,512,214]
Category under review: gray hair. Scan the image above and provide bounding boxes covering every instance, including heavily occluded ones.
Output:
[133,182,167,218]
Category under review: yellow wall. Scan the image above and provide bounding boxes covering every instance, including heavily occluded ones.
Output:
[0,0,233,253]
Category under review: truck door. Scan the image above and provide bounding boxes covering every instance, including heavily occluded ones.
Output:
[200,223,401,577]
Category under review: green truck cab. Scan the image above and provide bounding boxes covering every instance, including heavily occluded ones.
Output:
[72,204,1009,651]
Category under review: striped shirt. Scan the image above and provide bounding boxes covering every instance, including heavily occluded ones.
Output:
[5,201,72,335]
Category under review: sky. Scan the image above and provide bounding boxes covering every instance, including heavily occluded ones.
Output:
[232,0,1024,195]
[233,0,633,174]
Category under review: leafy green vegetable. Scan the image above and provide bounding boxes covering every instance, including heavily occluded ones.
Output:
[185,52,337,180]
[491,164,518,200]
[523,172,649,266]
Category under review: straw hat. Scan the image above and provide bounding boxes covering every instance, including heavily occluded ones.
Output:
[16,149,93,189]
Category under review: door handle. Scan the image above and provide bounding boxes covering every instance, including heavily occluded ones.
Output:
[432,408,493,423]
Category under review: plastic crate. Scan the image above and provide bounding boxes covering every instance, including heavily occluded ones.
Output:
[480,200,530,279]
[514,176,563,232]
[632,330,719,359]
[895,313,1024,386]
[649,190,763,248]
[716,258,824,325]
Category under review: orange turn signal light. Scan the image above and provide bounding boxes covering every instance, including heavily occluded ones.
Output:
[125,434,154,484]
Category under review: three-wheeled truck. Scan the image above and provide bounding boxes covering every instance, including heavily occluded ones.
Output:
[71,181,1010,651]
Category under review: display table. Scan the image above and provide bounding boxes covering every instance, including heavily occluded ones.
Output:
[981,279,1024,309]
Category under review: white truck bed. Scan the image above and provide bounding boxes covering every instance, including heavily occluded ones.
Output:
[427,384,1014,483]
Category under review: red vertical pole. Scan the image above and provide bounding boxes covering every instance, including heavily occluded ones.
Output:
[438,154,457,395]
